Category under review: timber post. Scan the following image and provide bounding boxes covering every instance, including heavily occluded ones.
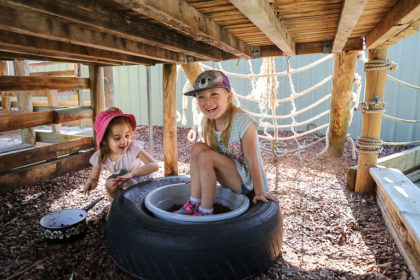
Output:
[327,51,358,157]
[181,62,203,84]
[162,64,178,176]
[104,67,114,108]
[13,59,35,145]
[355,48,392,193]
[89,64,105,149]
[1,61,12,115]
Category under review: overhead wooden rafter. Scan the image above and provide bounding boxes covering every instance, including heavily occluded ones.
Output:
[111,0,252,59]
[229,0,296,56]
[332,0,368,53]
[5,0,231,62]
[365,0,420,49]
[0,3,184,64]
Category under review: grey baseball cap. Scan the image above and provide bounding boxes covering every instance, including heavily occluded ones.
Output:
[184,70,231,96]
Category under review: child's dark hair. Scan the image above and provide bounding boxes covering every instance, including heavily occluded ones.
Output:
[99,116,133,164]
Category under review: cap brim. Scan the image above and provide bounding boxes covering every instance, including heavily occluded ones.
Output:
[184,86,230,97]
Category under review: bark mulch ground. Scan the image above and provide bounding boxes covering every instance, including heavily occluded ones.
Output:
[0,126,415,279]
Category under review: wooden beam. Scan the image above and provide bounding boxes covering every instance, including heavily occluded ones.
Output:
[229,0,296,56]
[365,0,420,49]
[370,166,420,279]
[0,136,92,173]
[327,51,358,157]
[0,76,89,91]
[0,111,54,132]
[0,50,119,66]
[1,61,11,114]
[260,38,363,57]
[162,64,178,176]
[0,151,92,194]
[0,31,156,66]
[7,0,228,62]
[0,3,184,63]
[89,65,105,149]
[355,48,389,193]
[112,0,252,59]
[30,70,78,77]
[332,0,368,53]
[53,106,93,124]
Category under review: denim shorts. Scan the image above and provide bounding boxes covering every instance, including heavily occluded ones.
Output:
[221,183,253,196]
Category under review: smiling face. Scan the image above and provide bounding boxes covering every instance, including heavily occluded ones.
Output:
[196,87,232,122]
[102,121,133,159]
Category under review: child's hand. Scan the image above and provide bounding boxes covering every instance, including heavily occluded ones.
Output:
[84,178,98,195]
[115,172,133,183]
[252,191,279,204]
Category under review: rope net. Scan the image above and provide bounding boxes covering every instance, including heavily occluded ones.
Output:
[179,55,362,157]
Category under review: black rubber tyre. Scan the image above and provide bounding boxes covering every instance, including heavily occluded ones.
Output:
[108,176,283,280]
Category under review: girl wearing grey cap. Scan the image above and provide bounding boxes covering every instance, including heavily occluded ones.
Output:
[175,70,278,216]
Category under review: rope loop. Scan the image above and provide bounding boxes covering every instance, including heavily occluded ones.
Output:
[364,59,398,72]
[356,137,383,154]
[359,95,387,114]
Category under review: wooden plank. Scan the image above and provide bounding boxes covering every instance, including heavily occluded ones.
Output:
[89,65,105,148]
[355,48,388,193]
[0,136,92,173]
[53,106,93,124]
[112,0,252,58]
[32,100,91,107]
[371,166,420,279]
[0,111,53,132]
[332,0,368,53]
[47,90,62,132]
[0,151,93,194]
[0,76,89,91]
[0,3,184,63]
[259,38,363,57]
[30,70,77,77]
[346,146,420,191]
[365,0,420,49]
[229,0,296,56]
[0,30,156,66]
[7,0,228,62]
[162,64,178,176]
[35,131,86,143]
[328,51,358,157]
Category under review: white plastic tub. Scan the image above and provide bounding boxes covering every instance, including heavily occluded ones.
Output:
[145,183,250,223]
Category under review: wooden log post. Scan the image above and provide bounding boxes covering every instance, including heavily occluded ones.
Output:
[355,48,389,193]
[104,67,114,108]
[327,51,358,157]
[13,59,35,145]
[163,64,178,176]
[1,61,12,115]
[181,62,203,84]
[47,90,62,132]
[89,65,105,148]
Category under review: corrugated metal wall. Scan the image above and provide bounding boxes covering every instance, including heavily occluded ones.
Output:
[111,33,419,142]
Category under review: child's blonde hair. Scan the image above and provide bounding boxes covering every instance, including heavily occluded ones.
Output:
[203,102,238,151]
[99,116,134,164]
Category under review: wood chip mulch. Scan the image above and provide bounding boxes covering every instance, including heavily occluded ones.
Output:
[0,126,415,280]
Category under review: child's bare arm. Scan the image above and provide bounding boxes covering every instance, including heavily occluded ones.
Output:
[242,123,279,204]
[84,166,101,195]
[116,150,159,181]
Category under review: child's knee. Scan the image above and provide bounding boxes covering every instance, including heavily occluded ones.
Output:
[191,142,209,157]
[197,149,214,167]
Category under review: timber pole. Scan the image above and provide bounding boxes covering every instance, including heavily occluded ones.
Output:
[13,59,35,145]
[355,48,389,193]
[163,64,178,176]
[89,64,105,149]
[328,51,358,157]
[104,67,114,108]
[181,62,203,84]
[1,61,12,115]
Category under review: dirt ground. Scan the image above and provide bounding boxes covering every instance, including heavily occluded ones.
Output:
[0,126,415,280]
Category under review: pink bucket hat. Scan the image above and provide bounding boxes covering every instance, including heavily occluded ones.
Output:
[94,107,136,147]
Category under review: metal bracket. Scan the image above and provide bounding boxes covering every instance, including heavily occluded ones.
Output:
[323,41,332,54]
[251,47,261,59]
[184,55,194,63]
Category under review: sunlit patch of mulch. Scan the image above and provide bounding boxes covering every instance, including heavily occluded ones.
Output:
[0,126,414,279]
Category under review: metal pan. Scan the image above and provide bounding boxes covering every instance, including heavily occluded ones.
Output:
[40,197,103,242]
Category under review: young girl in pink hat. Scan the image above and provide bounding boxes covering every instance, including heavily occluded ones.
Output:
[84,107,159,202]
